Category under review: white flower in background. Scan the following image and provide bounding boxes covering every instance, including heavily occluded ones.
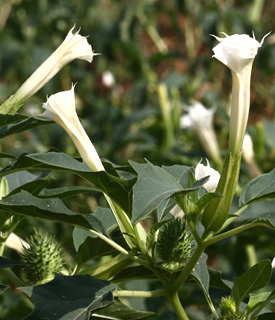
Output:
[212,32,269,74]
[180,101,222,168]
[195,159,220,192]
[170,205,185,219]
[242,133,261,178]
[272,258,275,269]
[0,26,96,114]
[41,85,104,172]
[5,233,29,254]
[102,70,115,87]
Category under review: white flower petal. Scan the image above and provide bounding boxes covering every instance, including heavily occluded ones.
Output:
[212,32,269,74]
[41,86,104,172]
[195,159,220,192]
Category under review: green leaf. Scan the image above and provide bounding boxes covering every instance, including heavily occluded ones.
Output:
[208,269,232,290]
[162,164,191,189]
[9,178,50,196]
[0,114,52,139]
[239,169,275,208]
[113,266,157,282]
[0,256,23,269]
[245,290,275,314]
[19,274,116,320]
[0,190,107,233]
[79,254,133,281]
[76,235,128,266]
[242,212,275,230]
[73,207,117,252]
[257,313,275,320]
[92,298,154,319]
[232,260,272,307]
[39,186,100,199]
[130,161,183,223]
[1,151,135,214]
[192,253,209,293]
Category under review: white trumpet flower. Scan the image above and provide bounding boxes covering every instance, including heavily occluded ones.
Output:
[212,32,269,155]
[195,159,220,192]
[180,101,221,167]
[41,85,104,172]
[272,257,275,269]
[1,26,96,114]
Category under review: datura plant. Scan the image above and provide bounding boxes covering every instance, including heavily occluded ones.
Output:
[0,28,274,320]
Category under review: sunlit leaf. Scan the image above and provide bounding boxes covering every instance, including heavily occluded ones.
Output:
[239,169,275,208]
[232,260,272,307]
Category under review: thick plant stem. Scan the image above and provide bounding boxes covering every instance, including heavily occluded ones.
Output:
[201,152,241,236]
[169,292,190,320]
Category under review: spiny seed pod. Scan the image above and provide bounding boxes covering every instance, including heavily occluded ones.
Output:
[20,229,63,284]
[156,218,194,271]
[219,296,242,320]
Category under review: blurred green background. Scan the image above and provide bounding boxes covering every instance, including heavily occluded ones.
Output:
[0,0,274,319]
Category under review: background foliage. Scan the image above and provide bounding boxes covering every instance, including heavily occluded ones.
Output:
[0,0,274,319]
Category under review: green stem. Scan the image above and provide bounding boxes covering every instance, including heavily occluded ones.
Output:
[219,205,248,231]
[104,195,136,249]
[88,229,149,268]
[169,292,190,320]
[113,289,167,298]
[1,268,25,287]
[170,243,206,295]
[204,222,266,247]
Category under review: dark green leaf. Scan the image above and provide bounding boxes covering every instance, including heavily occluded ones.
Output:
[19,274,116,320]
[130,161,183,223]
[0,256,23,269]
[79,254,133,281]
[0,115,52,139]
[0,152,17,159]
[39,186,100,199]
[1,151,135,214]
[76,236,128,266]
[208,269,232,290]
[92,298,154,319]
[246,290,275,314]
[113,266,157,282]
[162,164,191,189]
[73,207,117,252]
[257,313,275,320]
[242,212,275,230]
[239,169,275,208]
[9,178,50,196]
[232,260,272,307]
[5,171,49,192]
[0,190,107,233]
[192,253,209,293]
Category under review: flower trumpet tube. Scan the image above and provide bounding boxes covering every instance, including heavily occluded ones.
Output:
[0,26,95,114]
[41,86,136,248]
[201,32,269,236]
